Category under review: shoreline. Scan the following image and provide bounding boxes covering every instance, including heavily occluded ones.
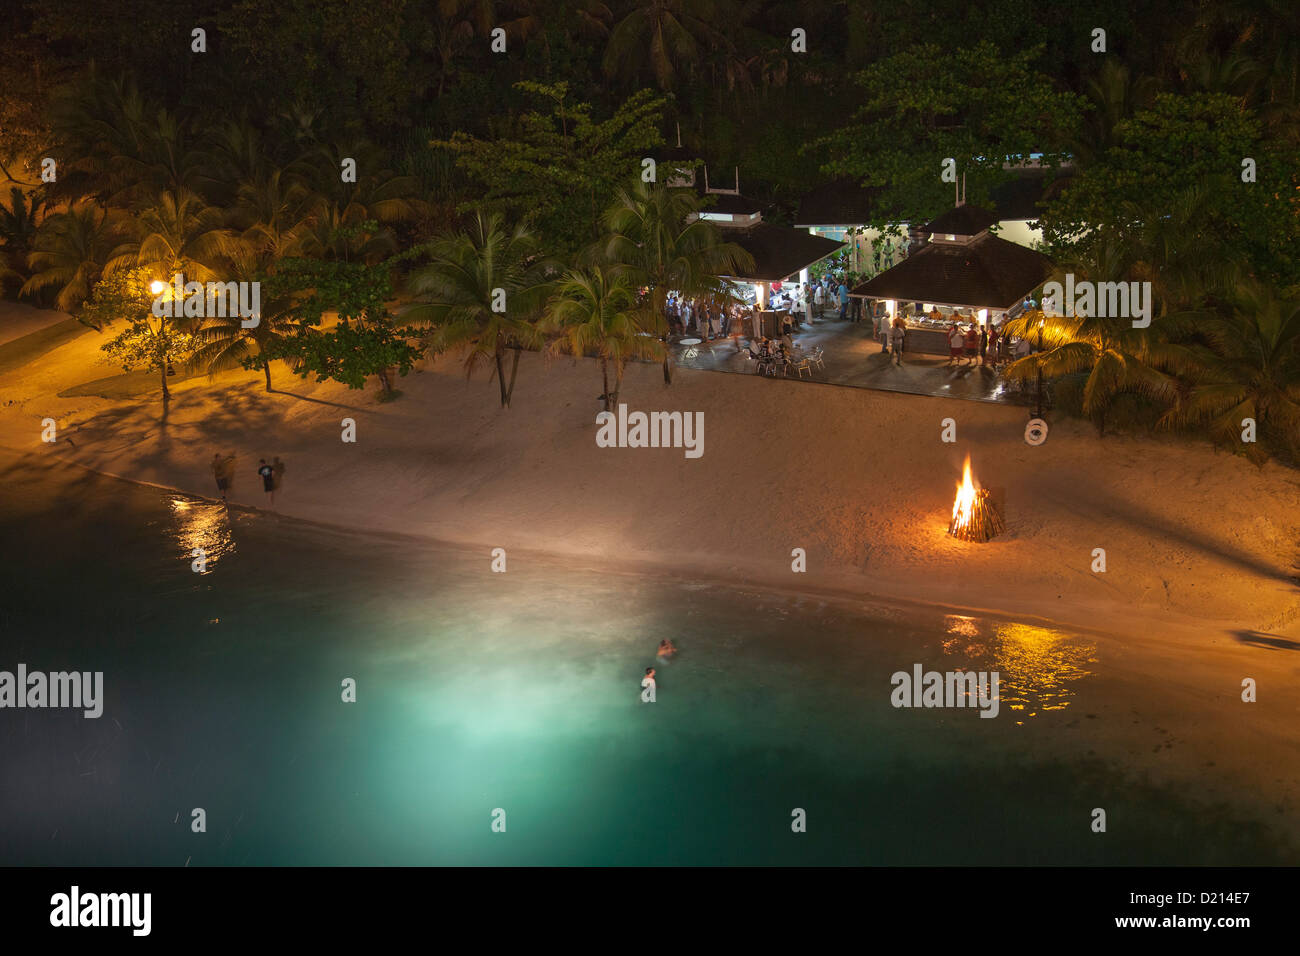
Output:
[0,439,1276,653]
[5,439,1299,852]
[2,316,1299,650]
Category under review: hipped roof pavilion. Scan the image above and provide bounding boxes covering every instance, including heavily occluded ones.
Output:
[851,204,1053,312]
[794,167,1073,230]
[662,153,845,283]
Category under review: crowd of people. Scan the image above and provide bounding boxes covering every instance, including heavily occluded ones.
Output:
[866,306,1038,368]
[664,294,744,340]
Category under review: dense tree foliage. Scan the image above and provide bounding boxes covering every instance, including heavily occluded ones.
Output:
[1,0,1299,456]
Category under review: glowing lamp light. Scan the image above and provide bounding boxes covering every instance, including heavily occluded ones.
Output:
[150,280,167,295]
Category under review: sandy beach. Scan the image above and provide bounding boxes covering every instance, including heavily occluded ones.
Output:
[3,302,1300,850]
[3,303,1299,649]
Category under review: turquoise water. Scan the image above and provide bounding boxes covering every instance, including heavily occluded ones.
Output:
[0,454,1292,865]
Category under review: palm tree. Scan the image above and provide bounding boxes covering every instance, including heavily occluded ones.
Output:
[602,0,720,90]
[0,186,45,287]
[294,141,419,263]
[1121,177,1244,316]
[1158,280,1300,462]
[118,188,240,283]
[1001,237,1189,433]
[403,211,553,407]
[1072,59,1159,165]
[598,178,754,383]
[21,203,130,313]
[48,69,205,207]
[542,266,664,411]
[186,250,299,392]
[233,168,318,271]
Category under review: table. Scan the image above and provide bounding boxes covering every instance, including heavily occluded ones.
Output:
[678,337,702,358]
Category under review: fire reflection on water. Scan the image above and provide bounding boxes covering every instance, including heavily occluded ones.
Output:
[942,615,1097,722]
[166,497,235,572]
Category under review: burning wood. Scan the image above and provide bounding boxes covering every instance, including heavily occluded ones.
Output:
[949,457,1004,542]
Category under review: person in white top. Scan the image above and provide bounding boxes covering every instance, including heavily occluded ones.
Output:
[640,667,656,702]
[813,283,825,317]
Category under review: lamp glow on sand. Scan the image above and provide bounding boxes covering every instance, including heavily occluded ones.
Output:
[948,456,1004,543]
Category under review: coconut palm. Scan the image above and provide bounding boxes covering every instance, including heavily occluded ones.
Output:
[48,69,205,207]
[1157,280,1300,462]
[542,265,664,411]
[292,141,419,263]
[602,0,721,90]
[117,188,241,283]
[232,168,318,271]
[1001,236,1189,433]
[0,186,44,287]
[186,249,299,392]
[1071,59,1159,165]
[21,203,130,313]
[598,178,754,383]
[403,211,553,407]
[193,117,274,208]
[1121,177,1245,315]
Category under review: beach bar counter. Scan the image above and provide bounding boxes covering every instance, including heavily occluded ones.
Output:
[852,204,1055,353]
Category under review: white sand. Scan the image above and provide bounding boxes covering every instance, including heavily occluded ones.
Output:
[7,319,1300,836]
[0,301,75,345]
[3,316,1299,648]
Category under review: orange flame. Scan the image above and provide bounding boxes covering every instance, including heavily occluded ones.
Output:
[951,456,977,534]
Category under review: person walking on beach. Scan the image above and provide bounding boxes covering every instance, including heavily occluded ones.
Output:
[211,453,235,501]
[258,458,275,507]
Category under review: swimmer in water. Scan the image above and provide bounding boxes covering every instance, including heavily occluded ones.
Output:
[657,639,677,662]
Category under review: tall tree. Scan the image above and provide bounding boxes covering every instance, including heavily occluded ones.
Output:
[815,41,1085,229]
[602,0,721,90]
[597,178,753,383]
[435,82,667,254]
[21,203,129,313]
[403,211,552,408]
[542,265,663,411]
[1159,281,1300,463]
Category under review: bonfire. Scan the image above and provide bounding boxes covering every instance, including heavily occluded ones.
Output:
[948,456,1004,543]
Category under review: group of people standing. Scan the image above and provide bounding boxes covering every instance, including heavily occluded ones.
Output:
[666,295,743,340]
[946,322,999,367]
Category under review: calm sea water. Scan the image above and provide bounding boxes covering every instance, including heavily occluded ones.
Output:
[0,453,1292,865]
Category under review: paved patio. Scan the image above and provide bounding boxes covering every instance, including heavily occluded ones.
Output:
[672,317,1034,406]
